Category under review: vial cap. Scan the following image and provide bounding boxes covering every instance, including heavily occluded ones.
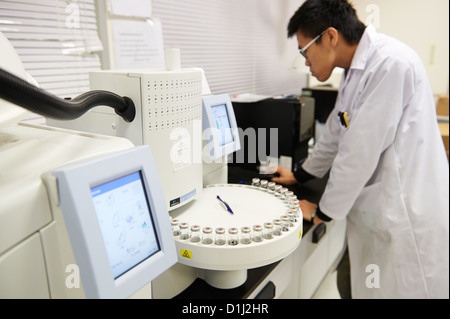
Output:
[203,227,212,233]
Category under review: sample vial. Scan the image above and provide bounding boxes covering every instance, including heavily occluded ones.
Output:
[268,182,276,193]
[287,212,296,227]
[179,223,190,240]
[252,178,261,187]
[291,203,298,213]
[171,219,180,236]
[240,226,252,244]
[289,203,299,213]
[290,199,300,206]
[281,215,290,232]
[190,225,201,242]
[228,227,239,246]
[273,219,282,236]
[252,225,263,242]
[260,180,268,190]
[215,227,226,246]
[202,227,213,245]
[280,188,288,199]
[263,222,274,240]
[274,185,283,197]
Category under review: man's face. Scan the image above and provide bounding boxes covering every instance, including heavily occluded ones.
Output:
[296,31,335,82]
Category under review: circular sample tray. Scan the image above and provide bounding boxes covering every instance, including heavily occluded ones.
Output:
[170,184,303,271]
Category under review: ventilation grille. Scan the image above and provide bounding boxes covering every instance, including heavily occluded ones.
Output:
[145,74,202,132]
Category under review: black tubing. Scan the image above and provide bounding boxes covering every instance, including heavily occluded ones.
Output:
[0,67,135,122]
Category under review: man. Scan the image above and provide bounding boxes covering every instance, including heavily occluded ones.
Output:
[274,0,449,298]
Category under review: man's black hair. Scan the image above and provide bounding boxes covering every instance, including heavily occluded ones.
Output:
[287,0,366,45]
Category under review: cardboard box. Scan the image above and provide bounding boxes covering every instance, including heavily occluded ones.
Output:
[439,122,449,160]
[437,95,449,117]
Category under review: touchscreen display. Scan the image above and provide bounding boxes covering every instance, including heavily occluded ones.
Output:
[211,103,234,146]
[91,171,160,279]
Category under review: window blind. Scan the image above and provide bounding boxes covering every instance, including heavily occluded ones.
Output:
[152,0,306,96]
[0,0,103,99]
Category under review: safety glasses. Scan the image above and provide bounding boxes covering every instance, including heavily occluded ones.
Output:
[299,30,327,59]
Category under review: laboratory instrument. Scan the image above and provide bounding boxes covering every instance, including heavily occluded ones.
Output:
[169,183,303,289]
[202,93,241,185]
[202,93,241,161]
[0,32,177,298]
[0,123,177,298]
[48,61,204,211]
[50,146,177,298]
[1,29,348,299]
[230,97,315,172]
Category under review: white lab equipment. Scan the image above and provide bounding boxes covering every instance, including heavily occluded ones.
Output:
[0,31,177,298]
[1,29,347,299]
[0,122,179,298]
[202,93,241,185]
[50,146,177,298]
[169,184,303,289]
[47,67,203,212]
[202,94,241,161]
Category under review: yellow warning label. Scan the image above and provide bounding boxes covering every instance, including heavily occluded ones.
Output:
[180,248,192,259]
[298,229,302,239]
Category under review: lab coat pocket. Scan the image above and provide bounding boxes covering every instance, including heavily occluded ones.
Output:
[348,182,389,233]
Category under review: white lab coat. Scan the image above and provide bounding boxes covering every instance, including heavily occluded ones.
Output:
[303,26,449,299]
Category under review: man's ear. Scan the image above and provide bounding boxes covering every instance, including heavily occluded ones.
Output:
[324,27,339,48]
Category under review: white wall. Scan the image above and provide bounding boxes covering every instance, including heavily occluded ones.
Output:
[352,0,449,95]
[151,0,307,96]
[149,0,448,95]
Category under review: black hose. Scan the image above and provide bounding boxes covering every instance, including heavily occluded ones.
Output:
[0,67,135,122]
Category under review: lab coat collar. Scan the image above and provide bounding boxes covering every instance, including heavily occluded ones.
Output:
[349,25,376,71]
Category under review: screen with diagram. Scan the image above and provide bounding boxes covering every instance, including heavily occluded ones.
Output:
[211,103,234,146]
[91,171,160,279]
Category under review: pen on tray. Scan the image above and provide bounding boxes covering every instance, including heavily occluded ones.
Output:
[217,195,234,215]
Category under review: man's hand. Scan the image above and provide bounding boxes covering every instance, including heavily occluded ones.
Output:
[299,199,323,225]
[271,166,298,185]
